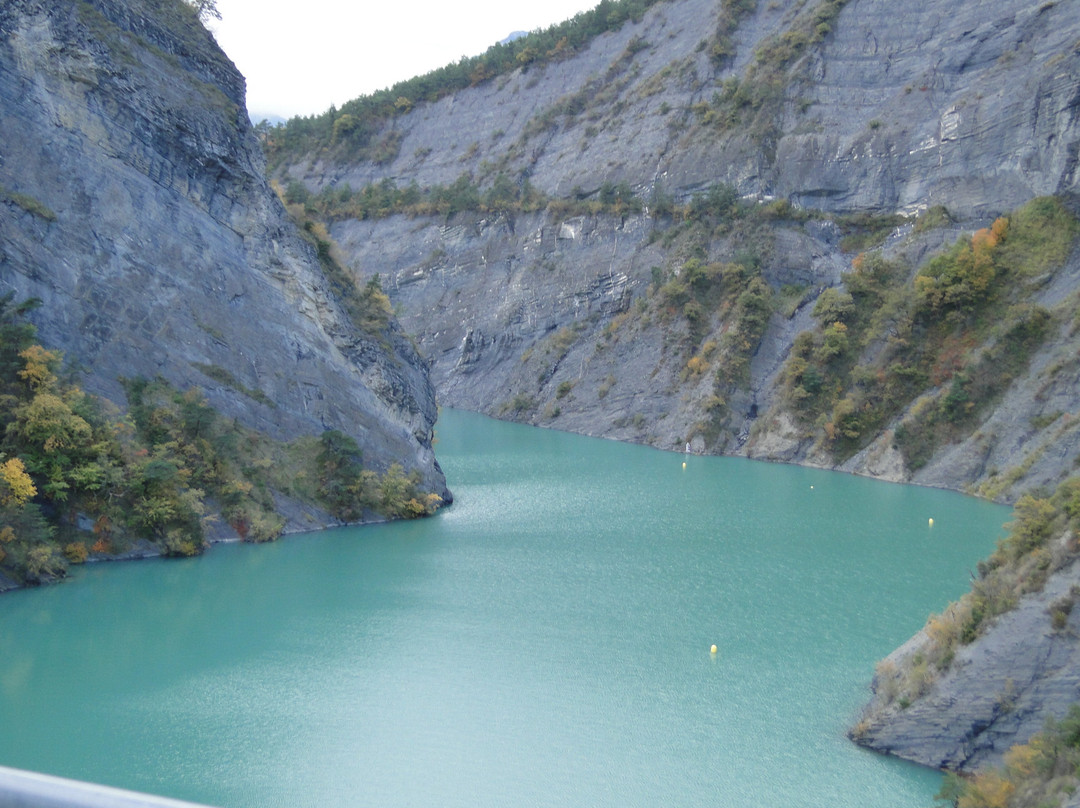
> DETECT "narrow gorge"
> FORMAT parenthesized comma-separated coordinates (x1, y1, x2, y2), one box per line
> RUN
(276, 0, 1080, 504)
(2, 0, 1080, 799)
(271, 0, 1080, 790)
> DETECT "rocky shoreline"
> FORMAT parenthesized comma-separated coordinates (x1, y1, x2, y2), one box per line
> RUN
(852, 552, 1080, 772)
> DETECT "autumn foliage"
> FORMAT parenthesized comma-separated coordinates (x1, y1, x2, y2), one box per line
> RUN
(0, 294, 442, 587)
(938, 703, 1080, 807)
(778, 197, 1075, 465)
(915, 217, 1008, 312)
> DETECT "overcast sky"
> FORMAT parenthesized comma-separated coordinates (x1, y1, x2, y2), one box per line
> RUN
(210, 0, 602, 120)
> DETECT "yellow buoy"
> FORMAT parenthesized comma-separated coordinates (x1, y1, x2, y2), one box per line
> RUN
(682, 461, 686, 469)
(710, 644, 717, 654)
(929, 517, 934, 527)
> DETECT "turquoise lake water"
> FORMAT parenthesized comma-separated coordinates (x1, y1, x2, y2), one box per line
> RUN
(0, 409, 1010, 807)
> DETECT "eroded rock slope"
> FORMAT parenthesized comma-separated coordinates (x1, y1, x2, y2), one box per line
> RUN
(280, 0, 1080, 503)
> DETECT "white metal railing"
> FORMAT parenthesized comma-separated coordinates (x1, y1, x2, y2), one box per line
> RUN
(0, 765, 219, 808)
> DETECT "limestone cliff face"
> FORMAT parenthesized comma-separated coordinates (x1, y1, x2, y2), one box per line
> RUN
(281, 0, 1080, 504)
(330, 209, 848, 453)
(0, 0, 447, 506)
(293, 0, 1079, 219)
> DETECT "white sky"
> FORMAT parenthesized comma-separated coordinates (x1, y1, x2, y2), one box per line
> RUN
(210, 0, 603, 120)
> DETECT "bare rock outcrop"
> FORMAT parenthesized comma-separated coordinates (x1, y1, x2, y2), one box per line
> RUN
(0, 0, 448, 502)
(279, 0, 1080, 502)
(853, 556, 1080, 771)
(290, 0, 1080, 218)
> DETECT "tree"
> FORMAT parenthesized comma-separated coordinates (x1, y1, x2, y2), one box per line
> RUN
(331, 114, 358, 145)
(0, 295, 41, 395)
(17, 345, 60, 392)
(0, 457, 36, 507)
(186, 0, 221, 22)
(915, 220, 1006, 314)
(315, 430, 364, 520)
(356, 275, 393, 333)
(7, 392, 95, 500)
(812, 288, 855, 326)
(23, 545, 64, 583)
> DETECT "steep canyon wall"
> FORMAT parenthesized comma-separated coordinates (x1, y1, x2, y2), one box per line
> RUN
(0, 0, 448, 510)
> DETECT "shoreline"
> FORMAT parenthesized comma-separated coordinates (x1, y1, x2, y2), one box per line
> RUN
(0, 489, 398, 596)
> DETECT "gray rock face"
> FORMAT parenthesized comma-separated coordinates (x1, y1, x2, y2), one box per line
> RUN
(283, 0, 1080, 502)
(332, 209, 845, 451)
(0, 0, 447, 500)
(770, 0, 1080, 216)
(292, 0, 1080, 217)
(853, 554, 1080, 771)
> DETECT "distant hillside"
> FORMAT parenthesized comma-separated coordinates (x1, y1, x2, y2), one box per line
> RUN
(499, 31, 529, 46)
(251, 111, 286, 126)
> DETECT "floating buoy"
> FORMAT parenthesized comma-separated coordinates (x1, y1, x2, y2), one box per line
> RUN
(810, 485, 814, 490)
(929, 517, 934, 527)
(682, 462, 686, 469)
(710, 644, 717, 655)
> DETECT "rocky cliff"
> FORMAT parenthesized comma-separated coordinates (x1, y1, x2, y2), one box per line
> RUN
(853, 552, 1080, 773)
(847, 479, 1080, 786)
(272, 0, 1080, 782)
(278, 0, 1080, 502)
(288, 0, 1079, 217)
(0, 0, 448, 517)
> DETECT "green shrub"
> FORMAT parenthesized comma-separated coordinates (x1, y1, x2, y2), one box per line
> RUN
(912, 205, 951, 234)
(1000, 495, 1057, 561)
(938, 703, 1080, 808)
(777, 198, 1076, 466)
(0, 185, 56, 222)
(62, 542, 88, 564)
(812, 288, 855, 325)
(1049, 593, 1074, 630)
(836, 212, 908, 252)
(191, 363, 275, 407)
(995, 196, 1080, 279)
(503, 394, 536, 415)
(548, 327, 577, 361)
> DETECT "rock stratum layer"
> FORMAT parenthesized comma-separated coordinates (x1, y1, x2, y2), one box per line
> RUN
(0, 0, 448, 512)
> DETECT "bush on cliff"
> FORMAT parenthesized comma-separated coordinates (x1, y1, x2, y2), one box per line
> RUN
(775, 197, 1078, 465)
(0, 296, 442, 587)
(937, 703, 1080, 808)
(872, 476, 1080, 713)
